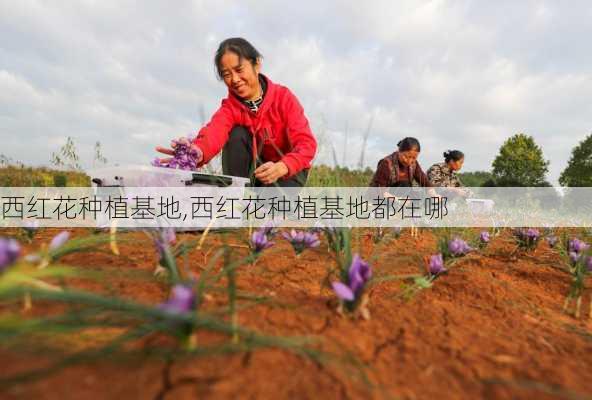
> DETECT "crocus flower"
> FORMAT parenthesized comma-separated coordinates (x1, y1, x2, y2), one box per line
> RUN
(259, 221, 277, 238)
(569, 251, 580, 264)
(586, 256, 592, 272)
(302, 231, 321, 248)
(514, 228, 541, 250)
(154, 228, 177, 259)
(569, 238, 589, 254)
(0, 238, 20, 272)
(49, 231, 70, 251)
(332, 254, 372, 302)
(349, 254, 372, 294)
(282, 229, 320, 255)
(525, 228, 540, 241)
(155, 136, 203, 171)
(250, 229, 273, 253)
(546, 235, 558, 248)
(448, 238, 472, 256)
(479, 231, 490, 244)
(428, 254, 446, 276)
(332, 282, 355, 301)
(159, 284, 195, 314)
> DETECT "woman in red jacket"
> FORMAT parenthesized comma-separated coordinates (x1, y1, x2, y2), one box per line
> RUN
(156, 37, 317, 187)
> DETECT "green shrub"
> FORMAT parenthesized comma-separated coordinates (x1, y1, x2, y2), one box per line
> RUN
(53, 174, 68, 187)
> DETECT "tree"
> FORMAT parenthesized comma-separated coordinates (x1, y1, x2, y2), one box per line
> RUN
(491, 133, 550, 186)
(559, 133, 592, 187)
(457, 171, 494, 187)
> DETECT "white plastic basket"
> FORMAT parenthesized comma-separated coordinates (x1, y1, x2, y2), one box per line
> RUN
(86, 165, 250, 230)
(87, 165, 250, 188)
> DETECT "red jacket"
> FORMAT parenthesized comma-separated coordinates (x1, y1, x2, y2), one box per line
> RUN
(193, 75, 317, 178)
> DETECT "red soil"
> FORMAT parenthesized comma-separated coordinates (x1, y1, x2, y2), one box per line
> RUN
(1, 228, 591, 400)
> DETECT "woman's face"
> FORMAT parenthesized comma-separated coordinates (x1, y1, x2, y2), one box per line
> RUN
(448, 158, 464, 172)
(219, 51, 261, 101)
(398, 149, 419, 167)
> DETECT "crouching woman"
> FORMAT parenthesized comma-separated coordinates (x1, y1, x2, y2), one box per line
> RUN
(156, 37, 317, 187)
(369, 137, 433, 188)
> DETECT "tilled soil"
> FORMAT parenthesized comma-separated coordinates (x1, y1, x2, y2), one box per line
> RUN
(1, 228, 591, 400)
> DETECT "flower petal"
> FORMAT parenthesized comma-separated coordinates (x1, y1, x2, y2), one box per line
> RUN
(332, 282, 355, 301)
(49, 231, 70, 251)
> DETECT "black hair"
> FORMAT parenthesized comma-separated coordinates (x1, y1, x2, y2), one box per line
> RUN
(397, 137, 421, 152)
(443, 150, 464, 163)
(215, 38, 262, 80)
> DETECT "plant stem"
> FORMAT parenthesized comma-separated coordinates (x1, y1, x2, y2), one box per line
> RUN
(224, 247, 238, 343)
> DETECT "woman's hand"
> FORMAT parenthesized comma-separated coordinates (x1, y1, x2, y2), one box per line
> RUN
(154, 137, 203, 166)
(254, 161, 289, 185)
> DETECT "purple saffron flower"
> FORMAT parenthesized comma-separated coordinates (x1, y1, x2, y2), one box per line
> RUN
(448, 238, 462, 255)
(448, 237, 472, 256)
(332, 282, 355, 301)
(304, 232, 321, 247)
(159, 284, 195, 314)
(569, 251, 581, 264)
(332, 254, 372, 302)
(348, 254, 372, 294)
(428, 254, 446, 276)
(514, 228, 541, 250)
(282, 229, 302, 242)
(259, 221, 277, 238)
(525, 228, 540, 241)
(479, 231, 490, 243)
(152, 135, 203, 170)
(0, 238, 20, 272)
(586, 256, 592, 272)
(168, 138, 203, 170)
(546, 235, 558, 248)
(251, 230, 273, 253)
(49, 231, 70, 251)
(162, 228, 176, 244)
(282, 229, 320, 254)
(154, 228, 176, 259)
(569, 238, 589, 254)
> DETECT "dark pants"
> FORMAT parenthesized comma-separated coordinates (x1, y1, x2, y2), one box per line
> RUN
(221, 126, 308, 187)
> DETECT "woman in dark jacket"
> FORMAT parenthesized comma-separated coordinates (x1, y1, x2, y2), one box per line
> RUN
(370, 137, 436, 238)
(370, 137, 432, 188)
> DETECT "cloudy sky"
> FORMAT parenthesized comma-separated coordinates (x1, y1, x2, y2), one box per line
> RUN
(1, 1, 591, 183)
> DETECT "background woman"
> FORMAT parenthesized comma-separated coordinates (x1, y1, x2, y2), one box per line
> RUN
(369, 137, 432, 188)
(370, 137, 434, 238)
(427, 150, 470, 196)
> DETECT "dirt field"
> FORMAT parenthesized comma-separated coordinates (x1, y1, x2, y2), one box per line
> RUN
(1, 228, 591, 400)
